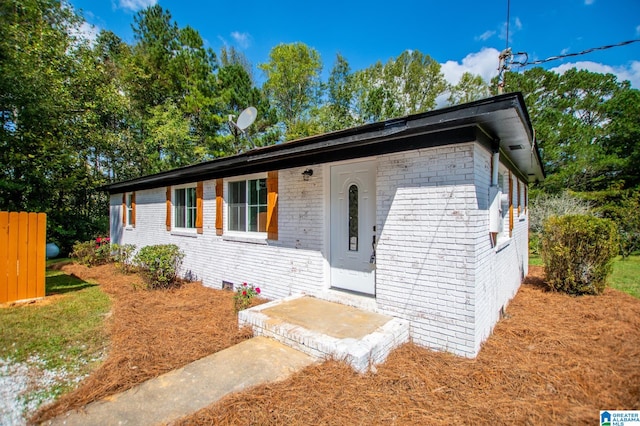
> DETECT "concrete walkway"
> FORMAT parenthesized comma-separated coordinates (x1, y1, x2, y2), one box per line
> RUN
(48, 295, 409, 425)
(48, 337, 316, 426)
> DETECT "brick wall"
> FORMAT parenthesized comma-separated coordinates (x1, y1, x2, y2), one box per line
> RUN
(110, 166, 327, 300)
(110, 140, 529, 358)
(472, 144, 528, 354)
(375, 143, 478, 356)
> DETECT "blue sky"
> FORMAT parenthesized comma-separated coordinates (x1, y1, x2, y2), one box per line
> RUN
(69, 0, 640, 88)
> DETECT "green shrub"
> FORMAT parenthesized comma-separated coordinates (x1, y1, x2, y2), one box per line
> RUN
(541, 214, 619, 295)
(70, 237, 112, 266)
(528, 191, 592, 256)
(111, 243, 136, 273)
(133, 244, 184, 289)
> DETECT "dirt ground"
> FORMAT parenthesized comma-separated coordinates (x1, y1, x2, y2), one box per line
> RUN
(34, 265, 640, 425)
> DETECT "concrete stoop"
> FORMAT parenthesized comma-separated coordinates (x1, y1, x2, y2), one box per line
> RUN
(238, 294, 410, 373)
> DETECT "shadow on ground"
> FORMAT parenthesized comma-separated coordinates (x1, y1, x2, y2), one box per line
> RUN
(46, 272, 97, 296)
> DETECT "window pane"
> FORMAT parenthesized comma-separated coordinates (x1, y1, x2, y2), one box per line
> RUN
(175, 188, 186, 228)
(187, 206, 196, 228)
(229, 181, 246, 204)
(126, 193, 133, 225)
(249, 179, 258, 205)
(229, 206, 238, 231)
(248, 205, 268, 232)
(348, 185, 358, 251)
(258, 205, 267, 232)
(230, 205, 245, 231)
(186, 187, 197, 228)
(187, 187, 196, 207)
(228, 181, 246, 231)
(249, 179, 266, 205)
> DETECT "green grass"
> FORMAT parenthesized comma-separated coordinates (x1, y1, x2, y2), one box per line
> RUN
(529, 254, 544, 266)
(529, 253, 640, 299)
(609, 255, 640, 298)
(0, 264, 111, 404)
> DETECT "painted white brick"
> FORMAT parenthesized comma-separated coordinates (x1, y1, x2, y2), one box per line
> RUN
(110, 140, 529, 359)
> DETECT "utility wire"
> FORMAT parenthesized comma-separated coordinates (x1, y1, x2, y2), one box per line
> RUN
(505, 0, 511, 50)
(497, 0, 511, 93)
(510, 39, 640, 67)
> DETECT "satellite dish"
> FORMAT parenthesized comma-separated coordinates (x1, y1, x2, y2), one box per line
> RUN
(236, 106, 257, 131)
(228, 106, 258, 151)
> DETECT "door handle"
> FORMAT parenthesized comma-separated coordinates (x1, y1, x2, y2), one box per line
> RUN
(370, 235, 376, 264)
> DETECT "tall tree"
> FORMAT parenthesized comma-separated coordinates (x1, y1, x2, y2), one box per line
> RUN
(219, 46, 254, 83)
(217, 63, 279, 153)
(259, 42, 322, 139)
(319, 53, 355, 132)
(351, 50, 447, 123)
(602, 84, 640, 188)
(447, 72, 490, 105)
(0, 0, 116, 250)
(127, 5, 225, 173)
(499, 67, 639, 192)
(128, 4, 178, 108)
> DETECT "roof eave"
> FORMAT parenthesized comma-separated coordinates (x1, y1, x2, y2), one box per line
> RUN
(101, 92, 545, 193)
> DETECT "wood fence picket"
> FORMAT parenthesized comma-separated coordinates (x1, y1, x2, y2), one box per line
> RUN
(0, 211, 46, 303)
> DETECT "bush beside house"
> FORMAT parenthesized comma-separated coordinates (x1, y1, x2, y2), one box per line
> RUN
(541, 214, 618, 295)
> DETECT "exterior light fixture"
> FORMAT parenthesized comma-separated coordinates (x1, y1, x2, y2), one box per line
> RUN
(302, 169, 313, 181)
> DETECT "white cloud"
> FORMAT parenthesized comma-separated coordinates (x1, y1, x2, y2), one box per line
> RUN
(584, 0, 595, 4)
(560, 47, 570, 55)
(515, 17, 522, 30)
(499, 16, 523, 40)
(636, 24, 640, 35)
(475, 30, 496, 41)
(436, 48, 500, 107)
(440, 47, 501, 86)
(550, 60, 640, 88)
(69, 21, 99, 46)
(231, 31, 252, 49)
(79, 22, 99, 44)
(118, 0, 157, 12)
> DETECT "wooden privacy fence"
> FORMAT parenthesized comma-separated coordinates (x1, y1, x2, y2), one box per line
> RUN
(0, 211, 46, 304)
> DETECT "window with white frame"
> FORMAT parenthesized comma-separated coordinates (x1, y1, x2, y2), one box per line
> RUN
(174, 186, 197, 229)
(228, 177, 267, 233)
(125, 192, 134, 226)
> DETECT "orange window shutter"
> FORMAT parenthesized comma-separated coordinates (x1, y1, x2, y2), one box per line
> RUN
(215, 179, 223, 236)
(508, 173, 514, 236)
(131, 192, 136, 228)
(166, 186, 171, 231)
(267, 171, 279, 240)
(196, 181, 204, 234)
(122, 193, 126, 225)
(517, 179, 521, 215)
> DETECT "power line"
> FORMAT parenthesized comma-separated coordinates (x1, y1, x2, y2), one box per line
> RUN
(505, 0, 511, 51)
(510, 39, 640, 67)
(497, 0, 511, 94)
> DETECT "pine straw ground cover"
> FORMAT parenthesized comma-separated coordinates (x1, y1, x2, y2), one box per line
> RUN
(175, 266, 640, 425)
(31, 263, 254, 424)
(34, 265, 639, 425)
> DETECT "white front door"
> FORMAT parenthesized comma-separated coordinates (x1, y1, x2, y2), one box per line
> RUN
(330, 161, 376, 295)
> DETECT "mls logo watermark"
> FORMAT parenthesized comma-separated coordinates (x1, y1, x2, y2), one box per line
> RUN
(601, 411, 640, 426)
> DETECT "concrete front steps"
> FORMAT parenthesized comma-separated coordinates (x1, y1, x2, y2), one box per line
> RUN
(238, 294, 410, 373)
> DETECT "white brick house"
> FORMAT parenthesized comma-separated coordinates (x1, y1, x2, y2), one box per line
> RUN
(104, 93, 544, 357)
